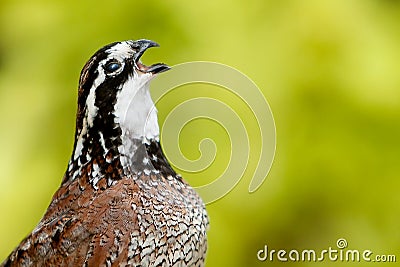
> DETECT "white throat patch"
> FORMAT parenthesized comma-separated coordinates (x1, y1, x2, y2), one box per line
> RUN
(114, 72, 159, 140)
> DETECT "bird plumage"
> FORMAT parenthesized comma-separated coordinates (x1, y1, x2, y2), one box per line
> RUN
(1, 40, 208, 267)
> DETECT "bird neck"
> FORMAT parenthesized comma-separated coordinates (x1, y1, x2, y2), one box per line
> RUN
(64, 128, 172, 189)
(63, 84, 175, 189)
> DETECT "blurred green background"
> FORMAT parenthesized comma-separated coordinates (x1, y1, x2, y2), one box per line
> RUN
(0, 0, 399, 266)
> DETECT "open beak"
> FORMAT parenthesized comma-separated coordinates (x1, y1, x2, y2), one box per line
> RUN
(132, 39, 170, 74)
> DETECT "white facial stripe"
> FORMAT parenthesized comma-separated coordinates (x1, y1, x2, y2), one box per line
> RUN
(106, 42, 134, 58)
(86, 87, 98, 127)
(73, 58, 107, 161)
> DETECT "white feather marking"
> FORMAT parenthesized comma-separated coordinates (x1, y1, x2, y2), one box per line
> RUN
(99, 131, 107, 153)
(72, 169, 80, 180)
(92, 163, 100, 177)
(68, 161, 73, 171)
(86, 87, 98, 128)
(74, 137, 84, 160)
(92, 176, 99, 185)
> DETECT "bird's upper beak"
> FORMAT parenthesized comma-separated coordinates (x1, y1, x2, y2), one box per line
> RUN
(132, 39, 170, 74)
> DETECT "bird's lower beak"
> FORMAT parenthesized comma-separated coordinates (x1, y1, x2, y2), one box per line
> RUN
(132, 39, 170, 74)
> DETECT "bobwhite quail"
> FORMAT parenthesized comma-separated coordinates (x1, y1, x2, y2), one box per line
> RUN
(1, 39, 209, 267)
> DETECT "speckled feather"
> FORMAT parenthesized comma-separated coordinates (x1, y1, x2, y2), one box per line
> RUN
(1, 40, 208, 267)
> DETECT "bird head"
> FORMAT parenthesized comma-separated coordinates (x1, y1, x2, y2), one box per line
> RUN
(72, 40, 169, 163)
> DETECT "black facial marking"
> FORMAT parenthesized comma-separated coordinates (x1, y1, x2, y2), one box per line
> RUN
(93, 58, 133, 138)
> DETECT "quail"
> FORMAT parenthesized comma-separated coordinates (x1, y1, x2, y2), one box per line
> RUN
(1, 39, 209, 267)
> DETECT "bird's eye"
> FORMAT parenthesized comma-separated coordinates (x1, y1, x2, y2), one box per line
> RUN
(105, 61, 122, 73)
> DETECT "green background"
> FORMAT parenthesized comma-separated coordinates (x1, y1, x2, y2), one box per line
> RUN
(0, 0, 399, 266)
